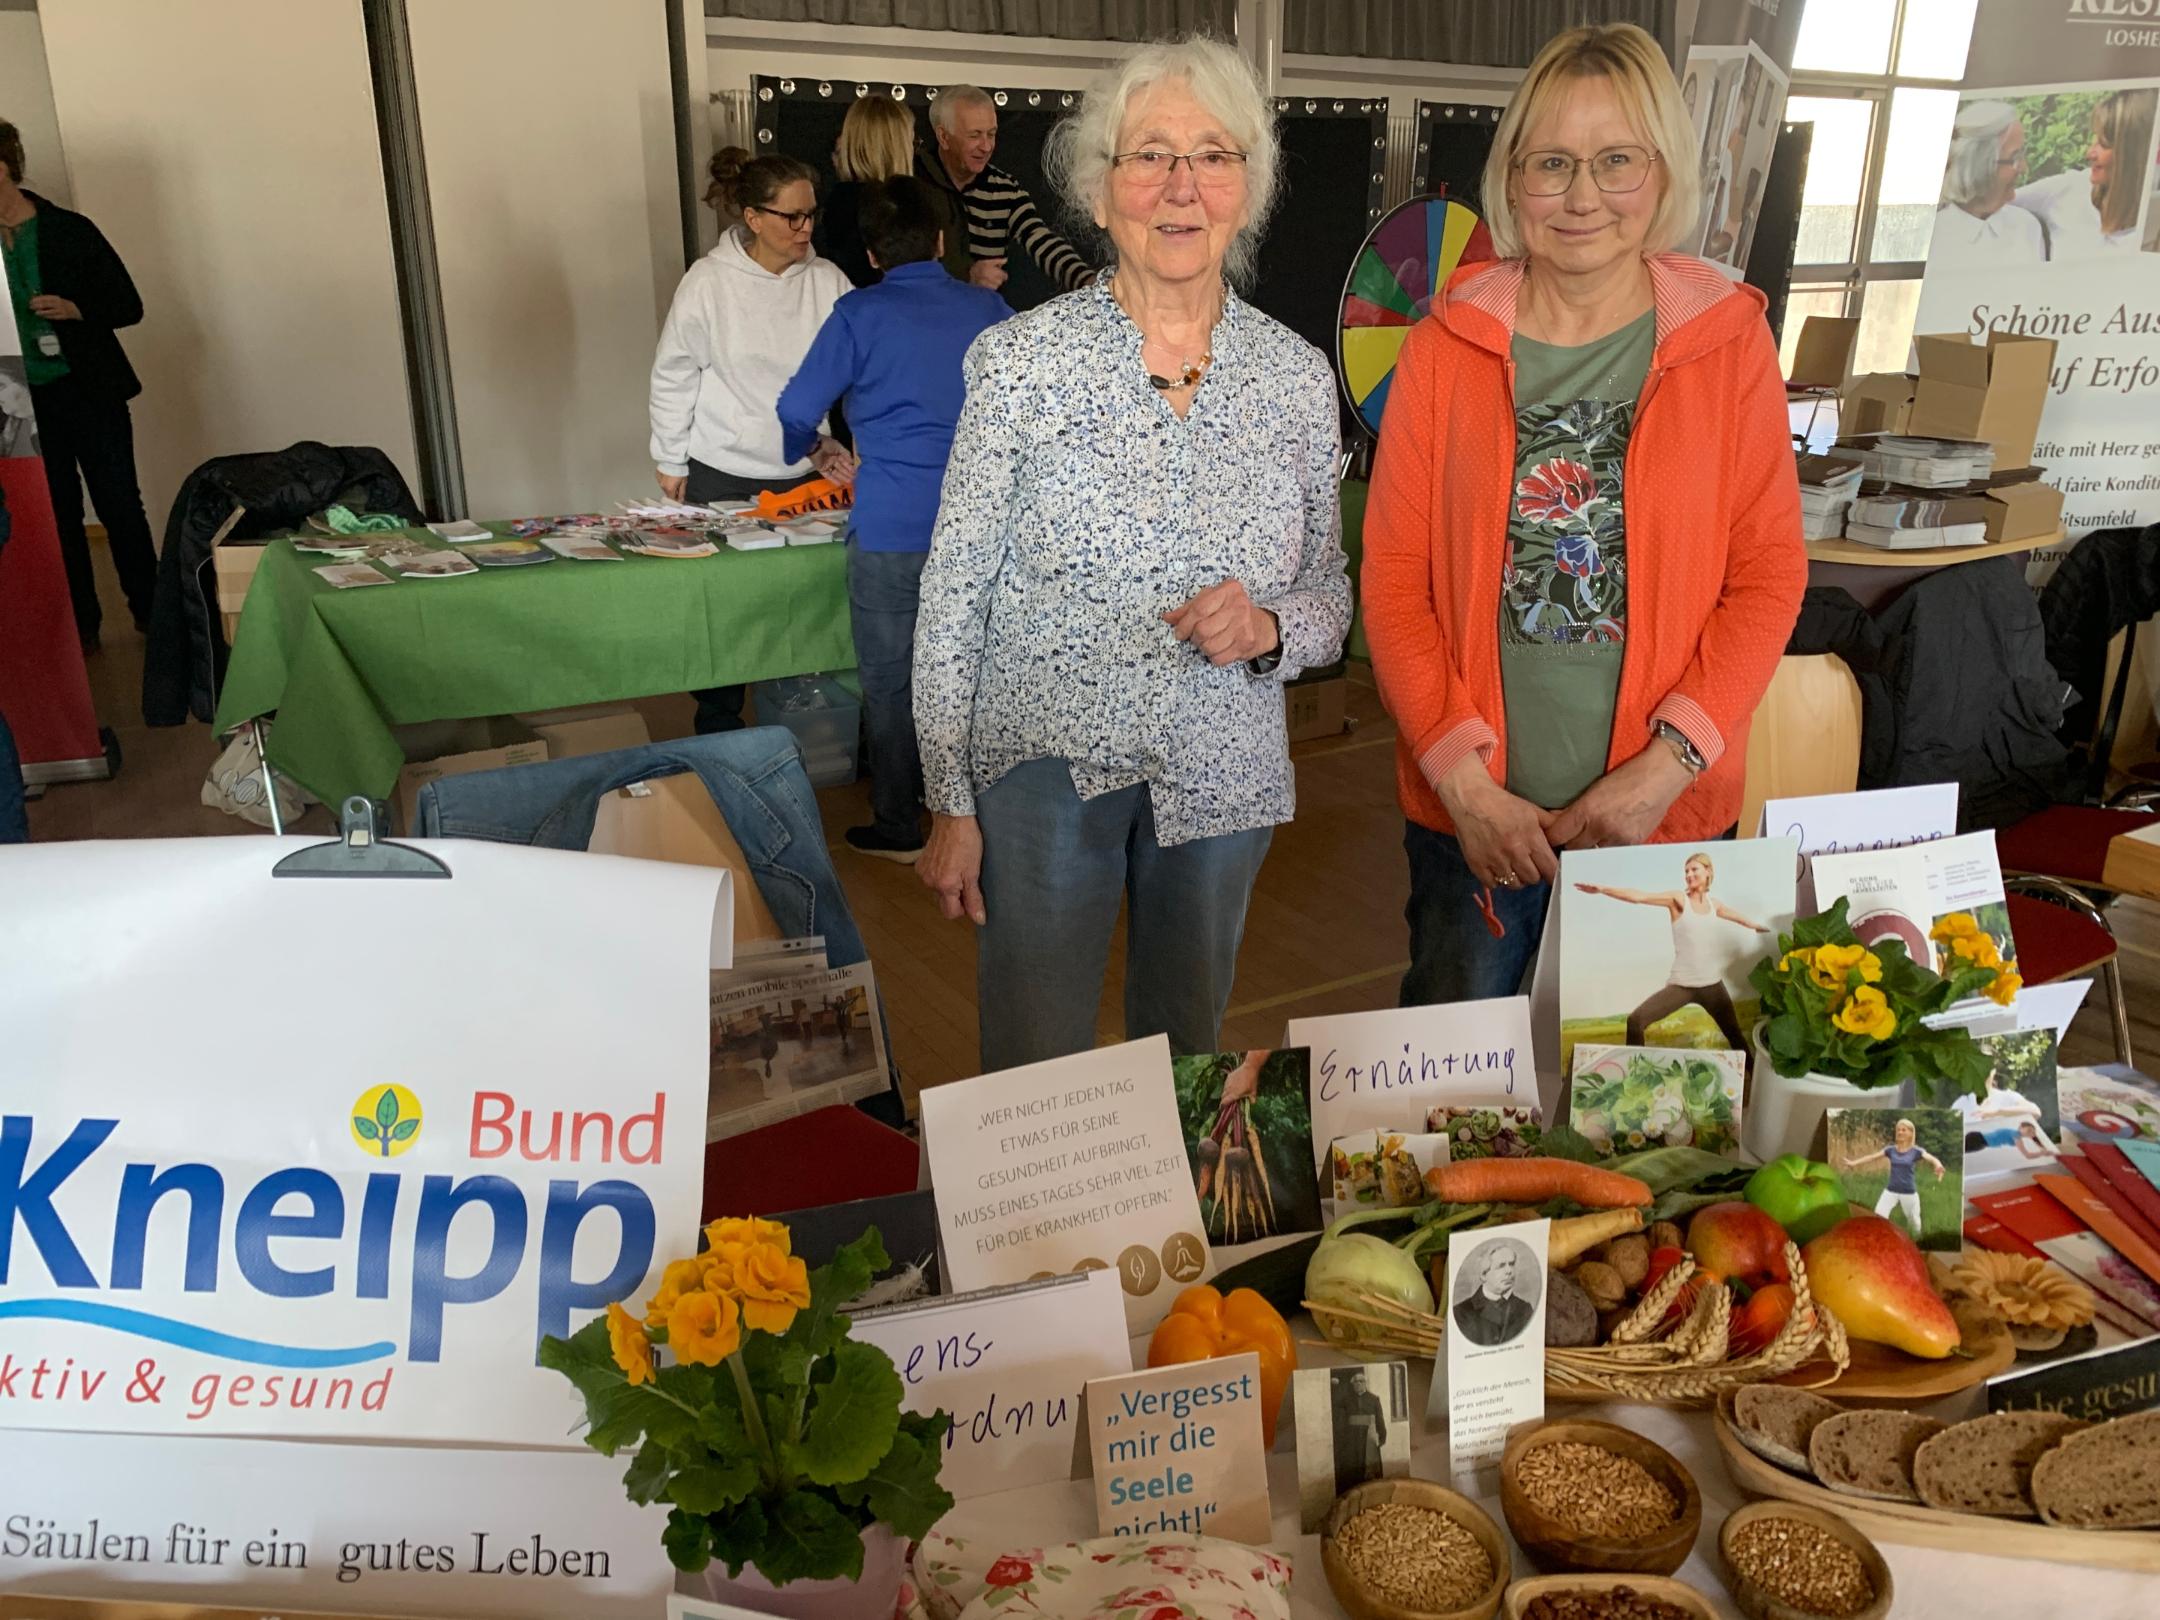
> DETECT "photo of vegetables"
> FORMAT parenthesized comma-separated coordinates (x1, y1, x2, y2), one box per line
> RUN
(1175, 1049, 1323, 1244)
(1569, 1046, 1745, 1158)
(1424, 1103, 1544, 1160)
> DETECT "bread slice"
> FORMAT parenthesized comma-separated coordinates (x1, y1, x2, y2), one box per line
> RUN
(1733, 1386, 1842, 1475)
(2031, 1410, 2160, 1529)
(1808, 1410, 1944, 1503)
(1913, 1410, 2088, 1517)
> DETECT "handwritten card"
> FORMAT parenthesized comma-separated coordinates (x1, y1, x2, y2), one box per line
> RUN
(1760, 784, 1959, 904)
(849, 1268, 1131, 1498)
(1085, 1354, 1271, 1543)
(1444, 1218, 1549, 1479)
(918, 1035, 1210, 1331)
(1286, 1000, 1533, 1179)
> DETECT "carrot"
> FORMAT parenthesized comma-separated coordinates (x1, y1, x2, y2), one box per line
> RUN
(1421, 1157, 1653, 1209)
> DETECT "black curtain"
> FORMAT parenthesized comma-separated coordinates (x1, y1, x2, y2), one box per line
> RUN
(1284, 0, 1679, 67)
(707, 0, 1236, 38)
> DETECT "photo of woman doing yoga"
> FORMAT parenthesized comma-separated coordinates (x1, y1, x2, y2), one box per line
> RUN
(1575, 853, 1770, 1049)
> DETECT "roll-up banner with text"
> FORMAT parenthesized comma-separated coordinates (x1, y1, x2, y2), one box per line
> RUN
(1681, 0, 1808, 276)
(1915, 0, 2160, 573)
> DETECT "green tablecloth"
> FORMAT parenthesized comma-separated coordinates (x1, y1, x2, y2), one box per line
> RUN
(213, 526, 855, 807)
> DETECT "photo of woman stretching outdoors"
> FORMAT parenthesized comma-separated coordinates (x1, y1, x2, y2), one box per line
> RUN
(1574, 852, 1770, 1050)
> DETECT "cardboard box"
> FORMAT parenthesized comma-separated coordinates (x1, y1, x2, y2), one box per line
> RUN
(516, 701, 652, 760)
(395, 739, 547, 832)
(1286, 675, 1348, 743)
(1907, 331, 2056, 471)
(1984, 478, 2065, 542)
(1841, 372, 1916, 437)
(589, 772, 783, 946)
(1788, 316, 1859, 389)
(213, 536, 266, 626)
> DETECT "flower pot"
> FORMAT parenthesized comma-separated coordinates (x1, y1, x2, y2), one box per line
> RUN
(699, 1523, 904, 1620)
(1744, 1023, 1914, 1163)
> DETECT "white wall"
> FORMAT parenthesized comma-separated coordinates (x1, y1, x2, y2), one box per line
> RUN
(0, 6, 70, 205)
(410, 0, 683, 516)
(35, 0, 415, 526)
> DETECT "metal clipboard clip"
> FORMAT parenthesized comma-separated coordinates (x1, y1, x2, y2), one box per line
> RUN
(271, 796, 452, 879)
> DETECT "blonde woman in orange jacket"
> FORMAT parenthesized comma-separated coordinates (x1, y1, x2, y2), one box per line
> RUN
(1363, 24, 1805, 1009)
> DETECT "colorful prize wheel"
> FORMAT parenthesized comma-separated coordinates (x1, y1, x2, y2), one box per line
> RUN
(1338, 195, 1494, 437)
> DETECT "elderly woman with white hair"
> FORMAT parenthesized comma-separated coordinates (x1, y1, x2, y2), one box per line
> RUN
(1933, 100, 2046, 266)
(912, 34, 1350, 1072)
(1364, 23, 1804, 1010)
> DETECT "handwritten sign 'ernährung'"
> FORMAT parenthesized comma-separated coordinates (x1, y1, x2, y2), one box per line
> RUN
(1288, 1000, 1534, 1177)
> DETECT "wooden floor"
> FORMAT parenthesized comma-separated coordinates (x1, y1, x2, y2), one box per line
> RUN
(29, 542, 2160, 1106)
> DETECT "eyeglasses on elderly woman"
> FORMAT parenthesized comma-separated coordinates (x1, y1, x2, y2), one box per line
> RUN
(1110, 147, 1250, 189)
(1514, 144, 1661, 196)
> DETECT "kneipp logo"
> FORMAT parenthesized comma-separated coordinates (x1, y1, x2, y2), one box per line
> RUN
(351, 1085, 423, 1158)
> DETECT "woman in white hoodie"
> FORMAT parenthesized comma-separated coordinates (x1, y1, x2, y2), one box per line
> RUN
(650, 147, 854, 732)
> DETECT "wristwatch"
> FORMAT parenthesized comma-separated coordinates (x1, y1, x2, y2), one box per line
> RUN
(1653, 720, 1706, 776)
(1247, 612, 1283, 676)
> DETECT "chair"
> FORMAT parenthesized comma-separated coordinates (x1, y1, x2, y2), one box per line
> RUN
(701, 1105, 919, 1224)
(2003, 883, 2132, 1065)
(1738, 653, 1864, 835)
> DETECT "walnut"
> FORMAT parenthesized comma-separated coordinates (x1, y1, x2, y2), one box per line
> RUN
(1573, 1259, 1627, 1311)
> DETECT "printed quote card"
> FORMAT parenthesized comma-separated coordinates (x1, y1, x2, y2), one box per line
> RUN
(1085, 1355, 1271, 1544)
(1444, 1217, 1549, 1479)
(918, 1035, 1210, 1331)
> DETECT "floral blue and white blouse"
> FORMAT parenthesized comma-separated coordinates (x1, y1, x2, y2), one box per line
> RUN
(912, 279, 1350, 846)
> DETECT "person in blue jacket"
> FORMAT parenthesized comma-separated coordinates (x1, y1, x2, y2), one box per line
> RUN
(778, 176, 1007, 864)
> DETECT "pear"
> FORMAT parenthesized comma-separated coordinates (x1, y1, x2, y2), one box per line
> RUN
(1802, 1214, 1961, 1359)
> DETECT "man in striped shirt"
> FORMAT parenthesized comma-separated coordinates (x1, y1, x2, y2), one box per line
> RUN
(915, 84, 1094, 300)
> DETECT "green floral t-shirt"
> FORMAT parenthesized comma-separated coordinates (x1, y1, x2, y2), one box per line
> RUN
(1500, 310, 1654, 810)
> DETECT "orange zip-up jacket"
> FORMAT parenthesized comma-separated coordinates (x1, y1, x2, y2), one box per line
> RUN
(1362, 252, 1806, 844)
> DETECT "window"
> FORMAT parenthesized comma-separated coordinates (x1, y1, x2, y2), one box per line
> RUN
(1777, 0, 1978, 377)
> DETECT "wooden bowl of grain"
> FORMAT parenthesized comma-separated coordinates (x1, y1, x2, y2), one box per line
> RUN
(1716, 1501, 1891, 1620)
(1322, 1478, 1512, 1620)
(1498, 1419, 1701, 1576)
(1501, 1572, 1723, 1620)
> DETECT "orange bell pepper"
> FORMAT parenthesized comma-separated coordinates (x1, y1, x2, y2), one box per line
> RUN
(1145, 1284, 1297, 1445)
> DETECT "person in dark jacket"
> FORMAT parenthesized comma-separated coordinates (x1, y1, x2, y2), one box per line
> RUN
(0, 118, 157, 653)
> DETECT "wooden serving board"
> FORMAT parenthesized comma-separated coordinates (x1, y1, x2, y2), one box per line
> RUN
(1711, 1404, 2160, 1572)
(1773, 1292, 2014, 1402)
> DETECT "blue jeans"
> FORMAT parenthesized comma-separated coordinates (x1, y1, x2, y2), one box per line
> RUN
(0, 707, 26, 845)
(975, 759, 1272, 1072)
(412, 730, 866, 970)
(847, 540, 927, 842)
(1401, 820, 1550, 1007)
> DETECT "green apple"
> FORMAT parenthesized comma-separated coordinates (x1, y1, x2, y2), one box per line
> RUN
(1745, 1155, 1849, 1243)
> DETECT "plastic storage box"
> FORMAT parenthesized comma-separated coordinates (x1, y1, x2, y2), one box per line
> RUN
(753, 675, 860, 789)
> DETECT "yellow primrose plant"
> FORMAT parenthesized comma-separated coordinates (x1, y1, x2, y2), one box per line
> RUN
(540, 1220, 952, 1584)
(1750, 896, 2010, 1103)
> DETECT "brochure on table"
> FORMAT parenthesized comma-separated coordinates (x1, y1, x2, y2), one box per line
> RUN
(917, 1036, 1210, 1332)
(1443, 1218, 1550, 1479)
(0, 836, 724, 1616)
(1085, 1354, 1271, 1543)
(1758, 784, 1960, 904)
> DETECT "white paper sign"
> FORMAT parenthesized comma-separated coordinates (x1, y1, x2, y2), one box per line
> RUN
(0, 837, 716, 1447)
(1444, 1219, 1549, 1478)
(0, 1429, 670, 1617)
(1760, 784, 1960, 907)
(917, 1037, 1209, 1331)
(1286, 1001, 1534, 1179)
(848, 1268, 1131, 1498)
(1086, 1353, 1271, 1543)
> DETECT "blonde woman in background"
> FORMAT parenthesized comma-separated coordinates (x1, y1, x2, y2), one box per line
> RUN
(2015, 87, 2155, 257)
(818, 96, 962, 288)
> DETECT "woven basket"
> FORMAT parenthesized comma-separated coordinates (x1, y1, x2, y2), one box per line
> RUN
(1305, 1240, 1849, 1405)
